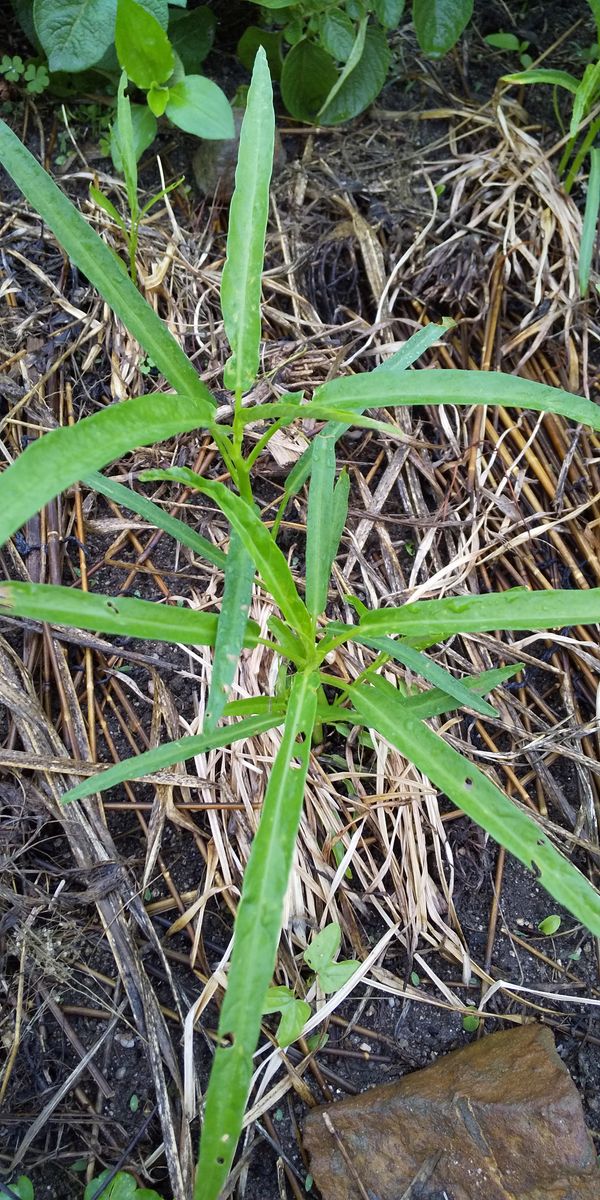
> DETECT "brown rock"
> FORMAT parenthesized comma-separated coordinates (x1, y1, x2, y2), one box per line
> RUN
(303, 1023, 599, 1200)
(191, 108, 286, 200)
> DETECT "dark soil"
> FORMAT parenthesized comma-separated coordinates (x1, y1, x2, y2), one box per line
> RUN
(1, 1, 599, 1198)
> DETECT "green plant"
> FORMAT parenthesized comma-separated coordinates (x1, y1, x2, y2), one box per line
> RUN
(1, 46, 600, 1200)
(263, 922, 359, 1046)
(90, 72, 183, 282)
(0, 1178, 34, 1200)
(0, 53, 49, 92)
(84, 1170, 164, 1200)
(538, 914, 562, 936)
(484, 30, 532, 69)
(10, 0, 233, 164)
(240, 0, 474, 123)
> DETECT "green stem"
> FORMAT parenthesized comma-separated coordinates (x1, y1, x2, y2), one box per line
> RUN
(564, 116, 600, 192)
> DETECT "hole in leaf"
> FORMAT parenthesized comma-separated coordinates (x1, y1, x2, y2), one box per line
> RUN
(216, 1156, 225, 1166)
(464, 777, 473, 788)
(219, 1031, 235, 1048)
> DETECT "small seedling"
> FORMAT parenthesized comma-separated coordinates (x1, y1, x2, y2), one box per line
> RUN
(485, 31, 532, 68)
(0, 1178, 34, 1200)
(538, 914, 562, 936)
(462, 1006, 480, 1033)
(303, 922, 359, 992)
(84, 1170, 164, 1200)
(263, 985, 311, 1047)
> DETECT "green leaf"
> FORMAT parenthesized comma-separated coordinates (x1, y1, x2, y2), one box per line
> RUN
(349, 684, 600, 935)
(109, 102, 157, 170)
(318, 959, 359, 992)
(579, 146, 600, 298)
(570, 60, 600, 135)
(373, 0, 405, 27)
(462, 1012, 479, 1032)
(280, 39, 338, 122)
(502, 67, 581, 93)
(0, 1179, 34, 1200)
(237, 27, 283, 82)
(354, 634, 497, 718)
(34, 0, 115, 72)
(313, 366, 600, 432)
(305, 431, 338, 617)
(165, 76, 234, 138)
(362, 664, 521, 724)
(143, 469, 313, 642)
(319, 24, 390, 125)
(320, 11, 355, 61)
(485, 32, 521, 50)
(205, 531, 255, 730)
(0, 580, 260, 651)
(263, 986, 311, 1047)
(84, 1171, 137, 1200)
(538, 914, 562, 935)
(0, 119, 215, 406)
(85, 471, 226, 568)
(89, 184, 126, 230)
(196, 670, 319, 1200)
(283, 322, 451, 501)
(588, 0, 600, 41)
(168, 6, 216, 72)
(116, 0, 173, 88)
(304, 922, 341, 971)
(0, 394, 215, 550)
(343, 587, 600, 644)
(412, 0, 473, 57)
(147, 84, 169, 117)
(62, 710, 280, 803)
(221, 47, 275, 394)
(330, 469, 350, 567)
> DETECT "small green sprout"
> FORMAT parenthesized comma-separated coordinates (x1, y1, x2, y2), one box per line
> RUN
(538, 914, 562, 936)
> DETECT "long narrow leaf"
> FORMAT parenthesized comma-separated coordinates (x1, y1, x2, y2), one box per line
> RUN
(305, 432, 337, 617)
(579, 146, 600, 298)
(350, 684, 600, 935)
(0, 394, 214, 548)
(142, 467, 313, 641)
(86, 471, 226, 569)
(356, 634, 497, 718)
(0, 581, 260, 648)
(373, 664, 522, 722)
(0, 119, 214, 407)
(221, 48, 274, 393)
(329, 587, 600, 644)
(205, 531, 255, 730)
(195, 670, 319, 1200)
(62, 711, 283, 803)
(283, 321, 451, 499)
(313, 367, 600, 431)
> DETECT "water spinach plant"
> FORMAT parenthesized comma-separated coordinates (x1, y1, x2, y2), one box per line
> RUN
(1, 48, 600, 1200)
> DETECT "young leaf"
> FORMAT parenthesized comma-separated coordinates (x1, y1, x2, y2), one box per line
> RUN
(205, 531, 255, 731)
(313, 367, 600, 432)
(109, 104, 157, 171)
(354, 633, 497, 718)
(345, 587, 600, 644)
(141, 468, 313, 642)
(502, 68, 581, 93)
(304, 923, 341, 972)
(0, 581, 259, 649)
(263, 986, 311, 1047)
(349, 684, 600, 935)
(62, 710, 282, 804)
(0, 394, 215, 549)
(373, 0, 405, 27)
(165, 76, 234, 138)
(305, 432, 337, 618)
(412, 0, 474, 58)
(320, 11, 355, 61)
(86, 471, 226, 569)
(196, 670, 319, 1200)
(361, 664, 521, 724)
(318, 959, 359, 993)
(221, 47, 274, 394)
(115, 0, 174, 89)
(0, 119, 213, 406)
(329, 469, 350, 565)
(570, 60, 600, 136)
(538, 915, 561, 935)
(89, 184, 126, 230)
